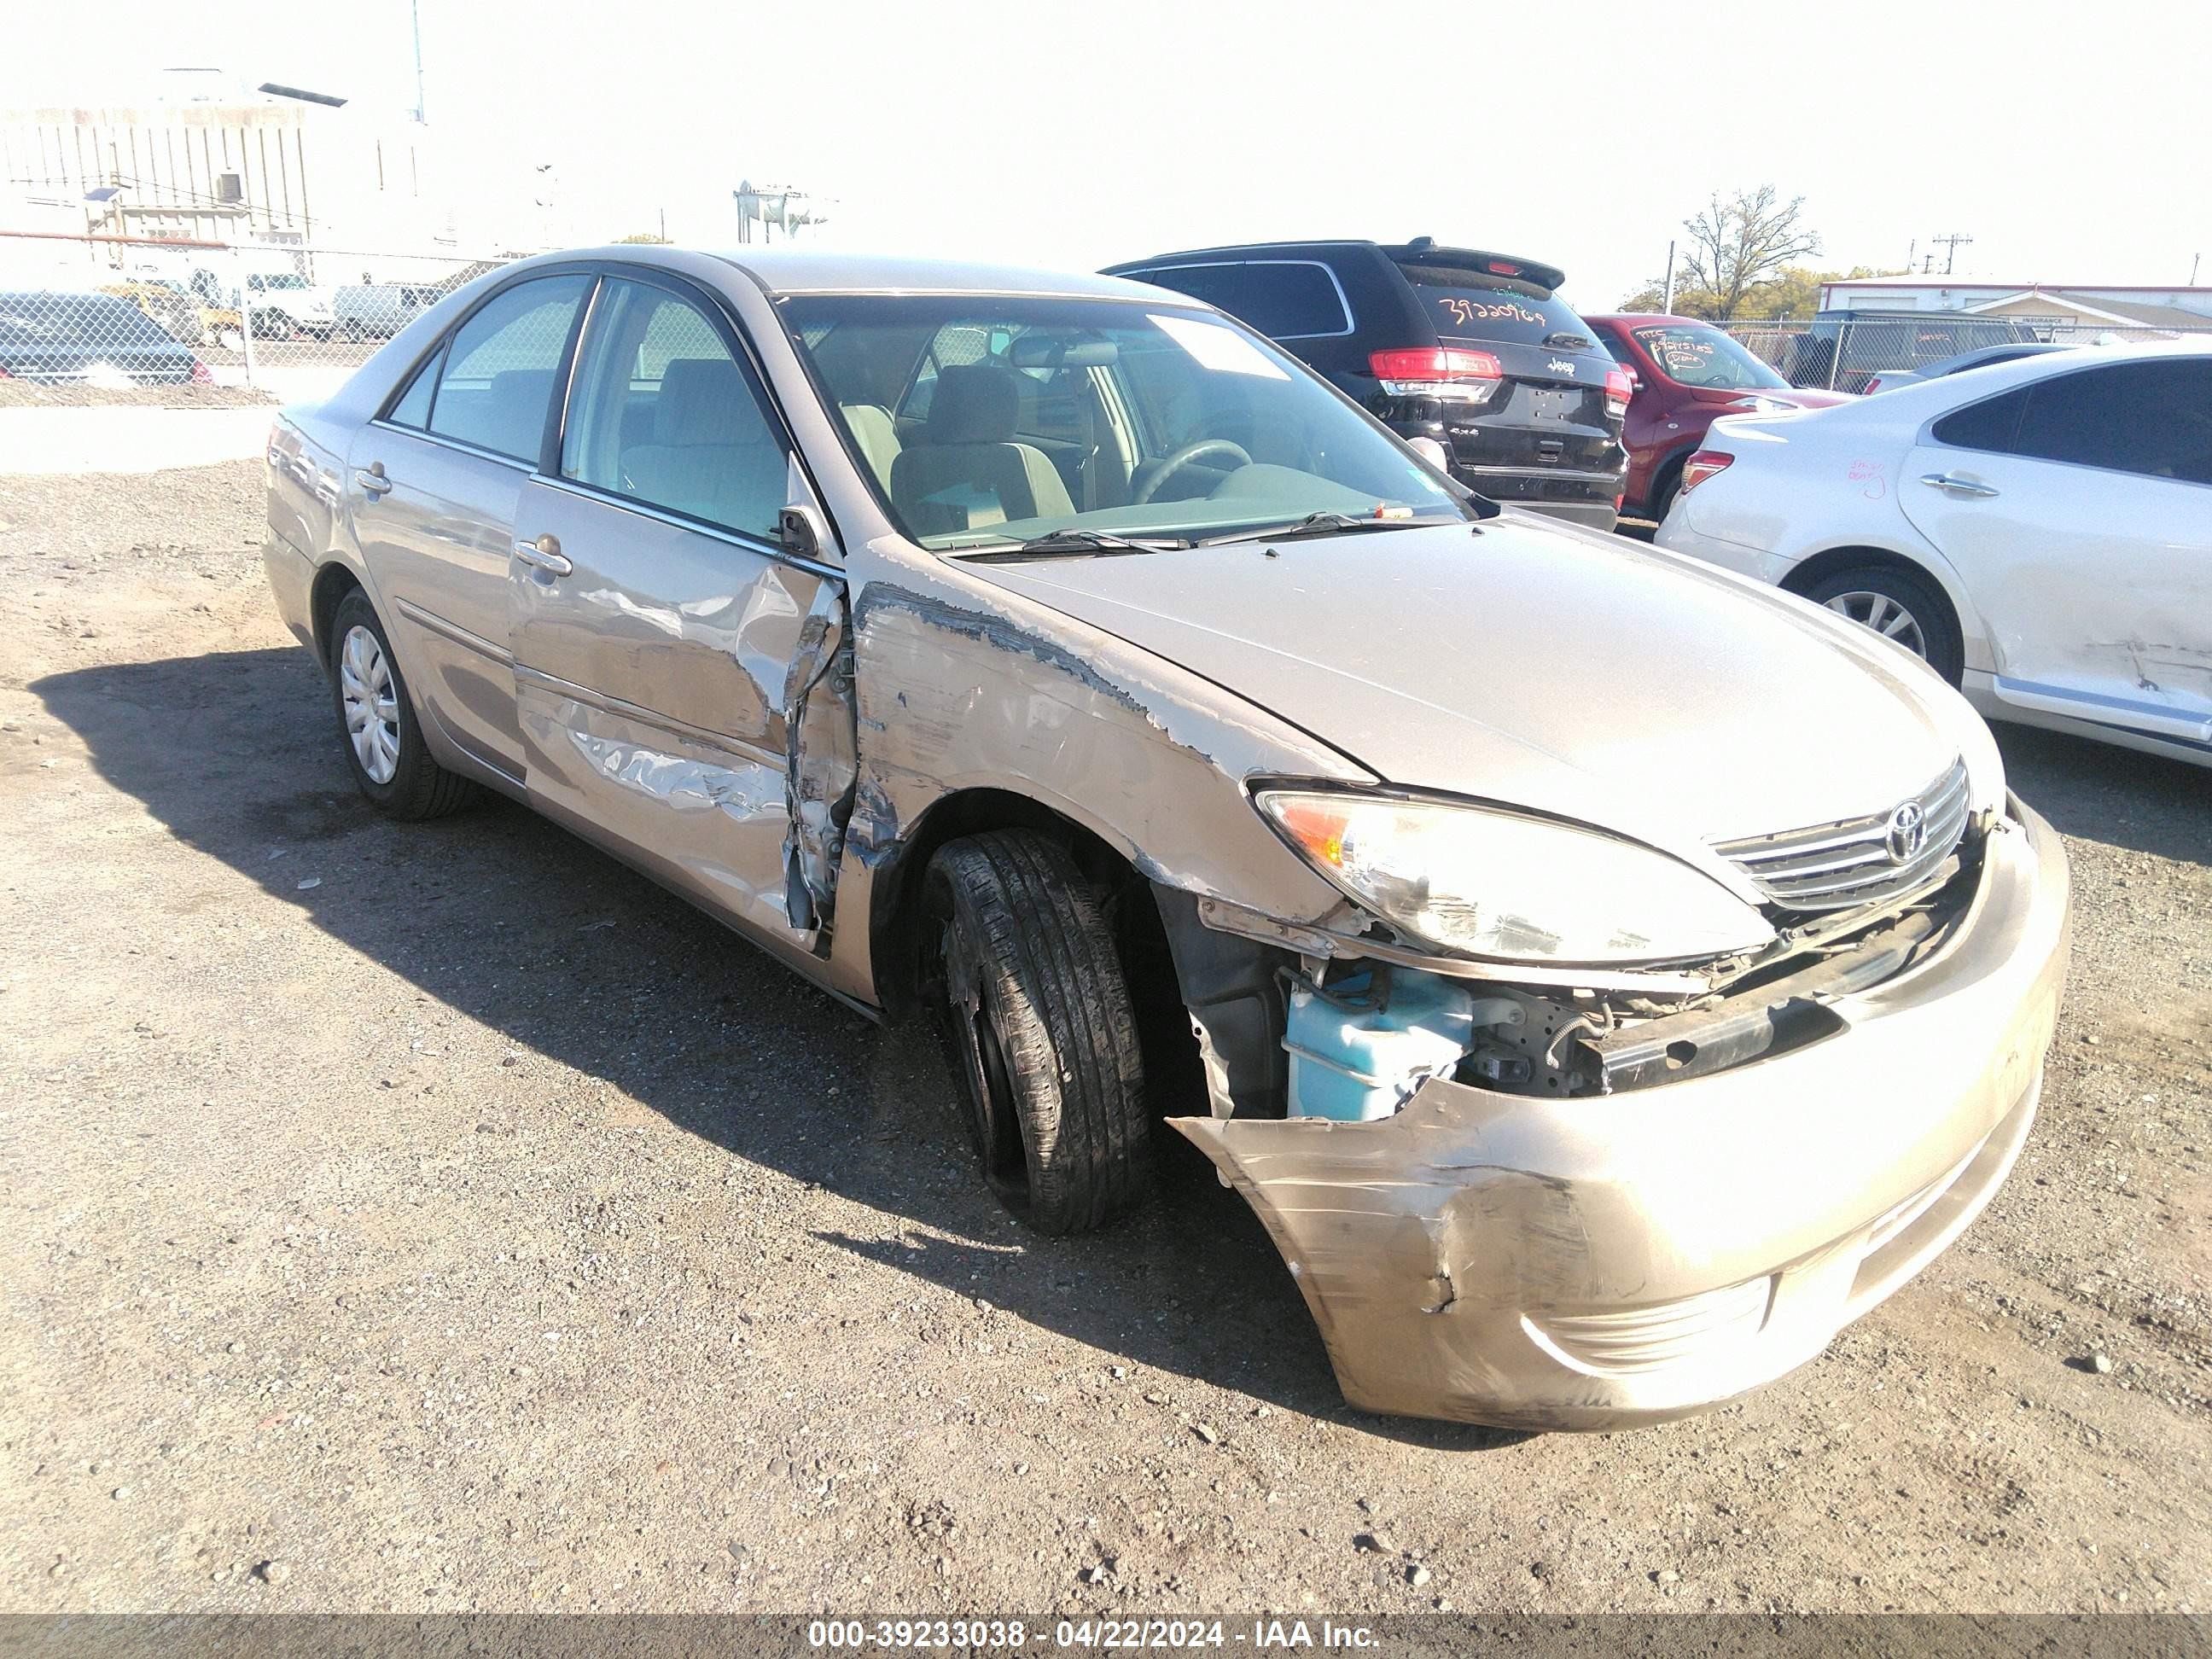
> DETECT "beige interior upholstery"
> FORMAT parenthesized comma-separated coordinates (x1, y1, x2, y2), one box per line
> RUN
(839, 402, 902, 491)
(620, 358, 786, 537)
(889, 364, 1074, 536)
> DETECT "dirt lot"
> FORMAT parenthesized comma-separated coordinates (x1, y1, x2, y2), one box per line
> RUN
(1, 460, 2207, 1617)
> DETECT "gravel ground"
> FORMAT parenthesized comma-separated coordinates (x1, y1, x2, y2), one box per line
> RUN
(0, 461, 2206, 1616)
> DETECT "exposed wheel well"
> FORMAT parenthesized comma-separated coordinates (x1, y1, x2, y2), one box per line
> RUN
(871, 789, 1205, 1115)
(1644, 448, 1689, 514)
(1780, 544, 1955, 615)
(308, 562, 363, 668)
(1779, 545, 1968, 684)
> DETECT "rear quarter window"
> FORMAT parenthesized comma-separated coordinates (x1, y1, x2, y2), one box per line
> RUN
(1931, 385, 2031, 453)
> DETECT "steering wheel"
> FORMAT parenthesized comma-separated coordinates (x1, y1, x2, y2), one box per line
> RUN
(1132, 439, 1253, 504)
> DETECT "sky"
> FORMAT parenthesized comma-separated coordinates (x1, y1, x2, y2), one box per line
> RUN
(9, 0, 2209, 309)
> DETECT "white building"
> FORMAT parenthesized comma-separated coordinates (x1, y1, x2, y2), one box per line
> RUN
(1817, 276, 2212, 335)
(2, 70, 547, 282)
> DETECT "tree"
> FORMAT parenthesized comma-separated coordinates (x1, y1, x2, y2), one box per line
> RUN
(614, 232, 672, 244)
(1618, 185, 1822, 319)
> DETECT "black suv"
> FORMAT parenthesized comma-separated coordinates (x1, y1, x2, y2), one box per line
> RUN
(1103, 238, 1628, 529)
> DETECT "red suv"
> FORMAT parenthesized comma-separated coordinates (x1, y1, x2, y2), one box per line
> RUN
(1586, 314, 1851, 522)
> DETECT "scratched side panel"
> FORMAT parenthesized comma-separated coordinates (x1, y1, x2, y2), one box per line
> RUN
(839, 553, 1369, 905)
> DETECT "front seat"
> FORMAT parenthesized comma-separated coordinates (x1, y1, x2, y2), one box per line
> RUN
(889, 363, 1074, 536)
(620, 358, 787, 538)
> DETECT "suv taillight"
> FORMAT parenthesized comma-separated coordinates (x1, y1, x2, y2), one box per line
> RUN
(1368, 346, 1503, 403)
(1604, 367, 1633, 420)
(1678, 450, 1734, 496)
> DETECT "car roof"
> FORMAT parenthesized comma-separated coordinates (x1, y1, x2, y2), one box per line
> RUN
(498, 245, 1185, 305)
(1103, 239, 1568, 293)
(709, 248, 1171, 302)
(1795, 335, 2212, 421)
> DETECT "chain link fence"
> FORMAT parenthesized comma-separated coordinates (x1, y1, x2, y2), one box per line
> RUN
(0, 230, 516, 399)
(1712, 311, 2212, 395)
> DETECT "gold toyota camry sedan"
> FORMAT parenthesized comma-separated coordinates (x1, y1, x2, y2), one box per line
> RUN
(262, 247, 2069, 1429)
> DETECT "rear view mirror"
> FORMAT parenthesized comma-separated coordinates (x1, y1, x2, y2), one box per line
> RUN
(1011, 336, 1119, 370)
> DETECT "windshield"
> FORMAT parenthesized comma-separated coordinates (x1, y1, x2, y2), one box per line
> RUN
(781, 295, 1469, 550)
(250, 273, 308, 291)
(1630, 324, 1790, 391)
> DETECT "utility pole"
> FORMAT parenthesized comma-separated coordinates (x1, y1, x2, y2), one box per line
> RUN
(411, 0, 428, 124)
(1931, 231, 1973, 275)
(1662, 239, 1676, 313)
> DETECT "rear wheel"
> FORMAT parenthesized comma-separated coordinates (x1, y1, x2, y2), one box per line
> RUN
(924, 830, 1151, 1235)
(1646, 457, 1686, 524)
(1804, 564, 1964, 685)
(328, 589, 478, 819)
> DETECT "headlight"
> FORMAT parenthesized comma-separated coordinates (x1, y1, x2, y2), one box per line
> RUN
(1254, 789, 1776, 965)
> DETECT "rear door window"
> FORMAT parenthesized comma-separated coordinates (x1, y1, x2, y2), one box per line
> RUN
(2011, 361, 2212, 485)
(1125, 262, 1350, 338)
(423, 274, 592, 463)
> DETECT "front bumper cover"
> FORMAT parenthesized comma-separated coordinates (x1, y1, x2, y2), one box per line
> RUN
(1173, 796, 2069, 1431)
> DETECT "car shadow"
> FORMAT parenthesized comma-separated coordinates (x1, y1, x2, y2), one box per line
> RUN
(32, 646, 1526, 1452)
(1996, 722, 2210, 866)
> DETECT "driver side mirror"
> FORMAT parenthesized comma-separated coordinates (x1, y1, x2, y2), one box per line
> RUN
(1406, 435, 1452, 473)
(779, 504, 830, 563)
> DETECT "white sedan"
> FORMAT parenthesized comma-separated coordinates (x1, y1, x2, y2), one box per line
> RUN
(1656, 341, 2212, 767)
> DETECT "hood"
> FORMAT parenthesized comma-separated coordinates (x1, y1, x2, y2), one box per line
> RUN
(959, 512, 1995, 866)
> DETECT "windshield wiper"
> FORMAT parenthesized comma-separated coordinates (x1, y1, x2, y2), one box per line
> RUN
(957, 528, 1191, 562)
(1201, 510, 1457, 547)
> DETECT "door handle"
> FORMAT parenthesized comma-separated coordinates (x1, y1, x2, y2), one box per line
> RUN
(1919, 471, 2000, 498)
(515, 535, 572, 577)
(354, 463, 393, 497)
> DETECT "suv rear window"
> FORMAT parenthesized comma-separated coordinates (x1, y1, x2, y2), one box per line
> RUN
(1393, 265, 1592, 346)
(1123, 262, 1349, 339)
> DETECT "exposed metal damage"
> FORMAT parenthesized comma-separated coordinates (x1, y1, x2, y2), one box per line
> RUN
(781, 583, 859, 952)
(1163, 806, 2066, 1428)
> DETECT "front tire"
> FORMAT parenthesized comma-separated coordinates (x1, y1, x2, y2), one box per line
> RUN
(1804, 564, 1965, 686)
(328, 589, 477, 820)
(925, 831, 1152, 1235)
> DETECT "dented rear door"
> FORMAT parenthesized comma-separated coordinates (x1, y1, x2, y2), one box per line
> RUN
(1901, 357, 2212, 742)
(505, 271, 856, 954)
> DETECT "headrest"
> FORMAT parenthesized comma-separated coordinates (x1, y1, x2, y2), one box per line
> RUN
(927, 362, 1020, 445)
(655, 357, 754, 443)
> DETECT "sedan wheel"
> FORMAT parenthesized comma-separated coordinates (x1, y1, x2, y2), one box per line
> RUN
(923, 830, 1152, 1236)
(1803, 564, 1965, 686)
(326, 588, 479, 819)
(339, 624, 401, 783)
(1821, 589, 1928, 659)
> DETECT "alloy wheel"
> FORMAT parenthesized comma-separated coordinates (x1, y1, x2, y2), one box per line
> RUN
(1823, 590, 1929, 660)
